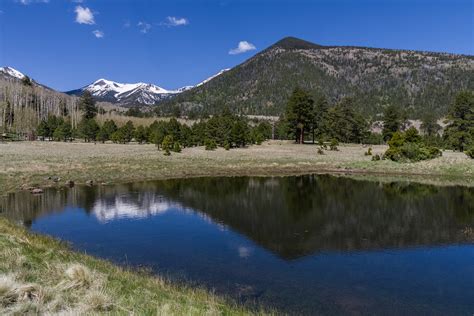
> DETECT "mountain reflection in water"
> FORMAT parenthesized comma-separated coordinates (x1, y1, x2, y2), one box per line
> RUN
(2, 175, 472, 258)
(1, 175, 473, 314)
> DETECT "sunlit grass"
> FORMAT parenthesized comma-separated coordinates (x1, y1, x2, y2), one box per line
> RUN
(0, 217, 264, 315)
(0, 141, 472, 195)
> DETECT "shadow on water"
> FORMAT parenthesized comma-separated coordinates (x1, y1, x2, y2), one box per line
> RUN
(1, 175, 473, 314)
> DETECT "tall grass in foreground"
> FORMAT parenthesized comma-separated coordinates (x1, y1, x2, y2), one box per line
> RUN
(0, 217, 264, 315)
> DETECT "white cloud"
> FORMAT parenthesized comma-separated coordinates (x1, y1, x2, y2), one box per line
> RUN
(75, 6, 95, 25)
(17, 0, 49, 4)
(229, 41, 256, 55)
(162, 16, 189, 27)
(238, 246, 252, 258)
(137, 21, 151, 34)
(92, 30, 104, 38)
(123, 20, 131, 28)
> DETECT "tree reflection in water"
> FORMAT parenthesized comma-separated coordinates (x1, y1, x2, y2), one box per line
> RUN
(2, 175, 472, 259)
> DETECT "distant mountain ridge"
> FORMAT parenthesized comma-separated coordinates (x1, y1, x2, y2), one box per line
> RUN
(4, 37, 473, 116)
(162, 37, 474, 117)
(65, 70, 229, 107)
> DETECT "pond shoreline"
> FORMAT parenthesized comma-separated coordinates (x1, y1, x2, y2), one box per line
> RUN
(0, 217, 262, 315)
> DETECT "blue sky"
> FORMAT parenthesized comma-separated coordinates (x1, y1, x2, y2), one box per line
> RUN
(0, 0, 472, 91)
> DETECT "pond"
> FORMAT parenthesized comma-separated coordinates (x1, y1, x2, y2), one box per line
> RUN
(1, 175, 473, 314)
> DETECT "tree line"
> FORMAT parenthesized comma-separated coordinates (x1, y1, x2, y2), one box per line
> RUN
(282, 88, 473, 159)
(36, 91, 272, 154)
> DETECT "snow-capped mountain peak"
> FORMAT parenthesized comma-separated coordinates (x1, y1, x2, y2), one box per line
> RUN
(0, 66, 26, 79)
(68, 78, 180, 106)
(66, 68, 231, 107)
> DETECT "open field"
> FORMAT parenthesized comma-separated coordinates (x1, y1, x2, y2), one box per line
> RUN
(0, 140, 473, 194)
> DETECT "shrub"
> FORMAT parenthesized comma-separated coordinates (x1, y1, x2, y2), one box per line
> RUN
(317, 148, 324, 155)
(224, 140, 231, 151)
(161, 135, 173, 154)
(465, 146, 474, 159)
(172, 142, 181, 153)
(363, 132, 383, 145)
(364, 147, 372, 156)
(255, 133, 264, 145)
(372, 154, 381, 161)
(204, 139, 217, 151)
(383, 128, 442, 162)
(329, 138, 339, 151)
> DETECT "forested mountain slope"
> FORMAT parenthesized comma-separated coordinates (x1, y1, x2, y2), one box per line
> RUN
(0, 67, 81, 135)
(162, 37, 474, 118)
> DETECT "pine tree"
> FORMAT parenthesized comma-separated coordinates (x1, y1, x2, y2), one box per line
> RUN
(134, 125, 147, 144)
(327, 98, 368, 143)
(312, 95, 330, 142)
(36, 120, 49, 141)
(285, 88, 314, 144)
(79, 91, 98, 120)
(443, 91, 474, 152)
(420, 112, 441, 136)
(162, 135, 173, 155)
(78, 118, 99, 142)
(382, 104, 401, 141)
(121, 121, 135, 143)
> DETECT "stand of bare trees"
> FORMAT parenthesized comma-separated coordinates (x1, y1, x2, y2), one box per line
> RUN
(0, 78, 80, 139)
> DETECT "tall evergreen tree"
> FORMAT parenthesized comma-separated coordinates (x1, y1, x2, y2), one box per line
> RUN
(79, 91, 98, 120)
(382, 104, 402, 141)
(443, 91, 474, 151)
(78, 118, 99, 142)
(285, 88, 314, 144)
(420, 112, 441, 136)
(327, 98, 368, 143)
(312, 95, 330, 142)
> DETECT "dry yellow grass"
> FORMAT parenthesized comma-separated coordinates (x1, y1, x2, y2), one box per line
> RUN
(0, 140, 472, 195)
(95, 113, 197, 127)
(0, 217, 260, 315)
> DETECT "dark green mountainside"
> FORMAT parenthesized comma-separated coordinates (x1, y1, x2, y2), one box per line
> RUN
(162, 37, 474, 118)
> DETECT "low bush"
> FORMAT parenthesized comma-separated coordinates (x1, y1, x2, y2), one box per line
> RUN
(204, 139, 217, 151)
(466, 146, 474, 159)
(172, 142, 181, 153)
(372, 154, 381, 161)
(383, 128, 442, 162)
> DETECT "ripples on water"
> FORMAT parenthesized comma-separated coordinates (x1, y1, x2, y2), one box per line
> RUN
(1, 175, 473, 314)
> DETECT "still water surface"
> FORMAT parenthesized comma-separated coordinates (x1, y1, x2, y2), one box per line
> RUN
(1, 175, 473, 314)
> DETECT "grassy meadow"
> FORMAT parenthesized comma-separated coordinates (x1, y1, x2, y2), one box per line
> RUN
(0, 140, 472, 195)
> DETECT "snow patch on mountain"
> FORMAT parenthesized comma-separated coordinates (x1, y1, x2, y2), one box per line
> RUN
(0, 66, 26, 79)
(196, 68, 230, 87)
(76, 78, 185, 105)
(75, 68, 230, 106)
